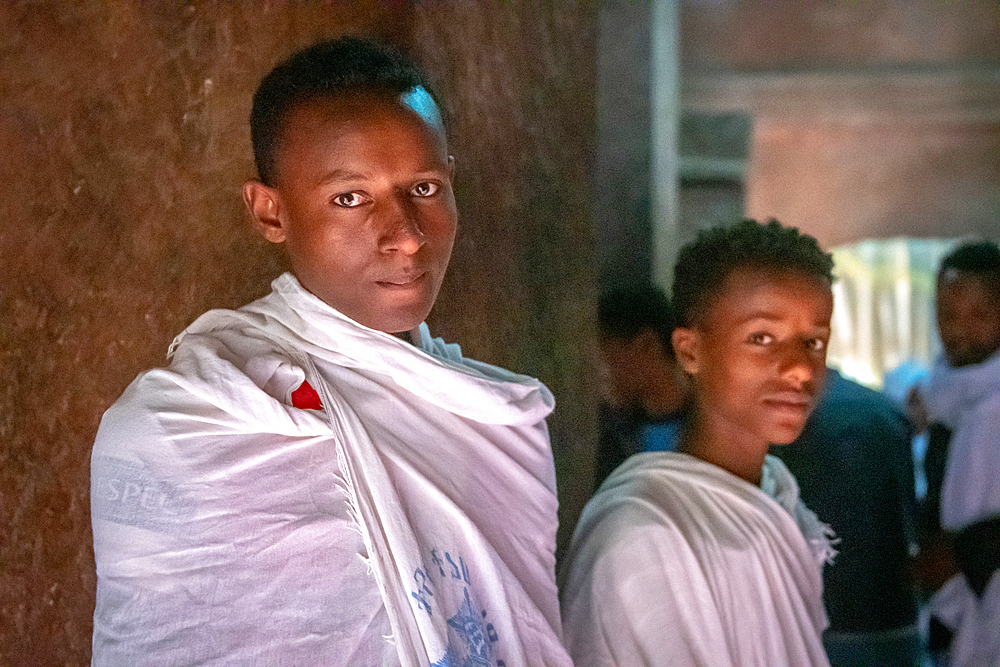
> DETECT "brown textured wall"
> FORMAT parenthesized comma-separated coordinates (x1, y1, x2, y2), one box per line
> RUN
(0, 4, 598, 663)
(682, 1, 1000, 70)
(747, 116, 1000, 248)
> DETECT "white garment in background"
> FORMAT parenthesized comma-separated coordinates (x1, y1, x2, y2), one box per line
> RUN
(924, 350, 1000, 667)
(91, 272, 571, 667)
(559, 452, 834, 667)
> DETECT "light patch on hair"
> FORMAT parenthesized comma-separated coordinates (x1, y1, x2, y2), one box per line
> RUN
(400, 86, 444, 132)
(940, 267, 961, 282)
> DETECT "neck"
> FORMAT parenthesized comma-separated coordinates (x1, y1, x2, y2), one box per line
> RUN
(678, 410, 769, 485)
(391, 327, 421, 345)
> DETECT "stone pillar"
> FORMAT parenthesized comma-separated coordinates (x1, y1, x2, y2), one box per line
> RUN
(593, 2, 654, 289)
(651, 0, 682, 289)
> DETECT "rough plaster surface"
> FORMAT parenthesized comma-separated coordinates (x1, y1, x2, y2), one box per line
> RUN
(682, 1, 1000, 71)
(0, 4, 598, 663)
(747, 116, 1000, 248)
(680, 0, 1000, 248)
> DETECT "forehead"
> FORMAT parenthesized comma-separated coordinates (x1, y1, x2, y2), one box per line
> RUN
(936, 269, 1000, 315)
(702, 266, 833, 327)
(274, 90, 447, 175)
(938, 270, 998, 303)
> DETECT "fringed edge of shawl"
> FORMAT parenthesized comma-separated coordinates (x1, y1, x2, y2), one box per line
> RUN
(795, 502, 840, 567)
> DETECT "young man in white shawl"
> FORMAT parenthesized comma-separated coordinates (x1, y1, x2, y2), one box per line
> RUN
(920, 241, 1000, 667)
(560, 219, 838, 667)
(90, 37, 572, 667)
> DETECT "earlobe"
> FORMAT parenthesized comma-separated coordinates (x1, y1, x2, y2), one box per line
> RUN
(242, 180, 286, 244)
(671, 327, 700, 375)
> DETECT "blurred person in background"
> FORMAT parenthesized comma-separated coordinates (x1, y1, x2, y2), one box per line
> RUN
(920, 240, 1000, 667)
(593, 285, 689, 490)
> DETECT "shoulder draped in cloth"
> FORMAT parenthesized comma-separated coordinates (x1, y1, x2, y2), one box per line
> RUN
(91, 272, 571, 667)
(922, 350, 1000, 667)
(559, 451, 834, 667)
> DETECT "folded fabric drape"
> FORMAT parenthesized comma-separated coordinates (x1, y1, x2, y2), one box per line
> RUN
(560, 452, 833, 667)
(92, 273, 571, 667)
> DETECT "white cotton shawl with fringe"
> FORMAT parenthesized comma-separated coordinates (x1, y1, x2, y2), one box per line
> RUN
(91, 272, 571, 667)
(559, 451, 834, 667)
(923, 351, 1000, 667)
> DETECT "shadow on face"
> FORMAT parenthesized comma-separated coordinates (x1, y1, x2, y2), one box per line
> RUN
(936, 269, 1000, 368)
(243, 90, 458, 334)
(672, 267, 833, 449)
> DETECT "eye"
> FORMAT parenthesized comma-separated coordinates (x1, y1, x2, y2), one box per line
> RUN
(332, 192, 368, 208)
(410, 181, 440, 198)
(749, 332, 773, 346)
(806, 337, 827, 352)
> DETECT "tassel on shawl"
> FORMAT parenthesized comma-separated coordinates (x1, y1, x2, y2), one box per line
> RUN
(794, 502, 840, 567)
(762, 455, 839, 567)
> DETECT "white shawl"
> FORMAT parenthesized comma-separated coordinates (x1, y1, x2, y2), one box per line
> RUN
(92, 273, 570, 667)
(923, 351, 1000, 667)
(559, 452, 832, 667)
(924, 350, 1000, 531)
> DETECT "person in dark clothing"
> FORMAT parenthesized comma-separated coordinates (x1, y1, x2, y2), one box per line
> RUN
(773, 367, 921, 666)
(919, 240, 1000, 666)
(594, 285, 689, 490)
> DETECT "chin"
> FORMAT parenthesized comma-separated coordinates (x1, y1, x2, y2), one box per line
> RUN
(363, 296, 435, 334)
(382, 309, 433, 335)
(375, 317, 422, 335)
(947, 352, 985, 368)
(769, 423, 807, 446)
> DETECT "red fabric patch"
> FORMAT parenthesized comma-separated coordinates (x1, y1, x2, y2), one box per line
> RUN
(291, 380, 323, 411)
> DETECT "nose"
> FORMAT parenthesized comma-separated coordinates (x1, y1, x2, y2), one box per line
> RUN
(378, 195, 425, 255)
(781, 340, 820, 388)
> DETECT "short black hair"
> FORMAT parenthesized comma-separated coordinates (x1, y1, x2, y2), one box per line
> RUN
(598, 285, 676, 355)
(250, 37, 437, 186)
(939, 240, 1000, 298)
(672, 218, 834, 327)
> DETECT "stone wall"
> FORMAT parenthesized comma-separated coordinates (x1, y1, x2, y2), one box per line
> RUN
(0, 4, 597, 663)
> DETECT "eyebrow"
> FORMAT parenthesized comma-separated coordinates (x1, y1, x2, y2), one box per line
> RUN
(316, 169, 369, 187)
(740, 311, 831, 329)
(315, 165, 449, 189)
(741, 310, 783, 323)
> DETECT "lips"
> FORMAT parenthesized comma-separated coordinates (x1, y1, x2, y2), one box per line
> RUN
(376, 270, 426, 288)
(762, 391, 812, 412)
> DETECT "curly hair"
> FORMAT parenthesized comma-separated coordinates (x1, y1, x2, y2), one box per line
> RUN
(939, 240, 1000, 298)
(672, 219, 834, 327)
(250, 37, 438, 186)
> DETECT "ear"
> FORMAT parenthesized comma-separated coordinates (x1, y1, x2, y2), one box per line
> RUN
(447, 155, 456, 180)
(242, 179, 286, 244)
(671, 326, 701, 376)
